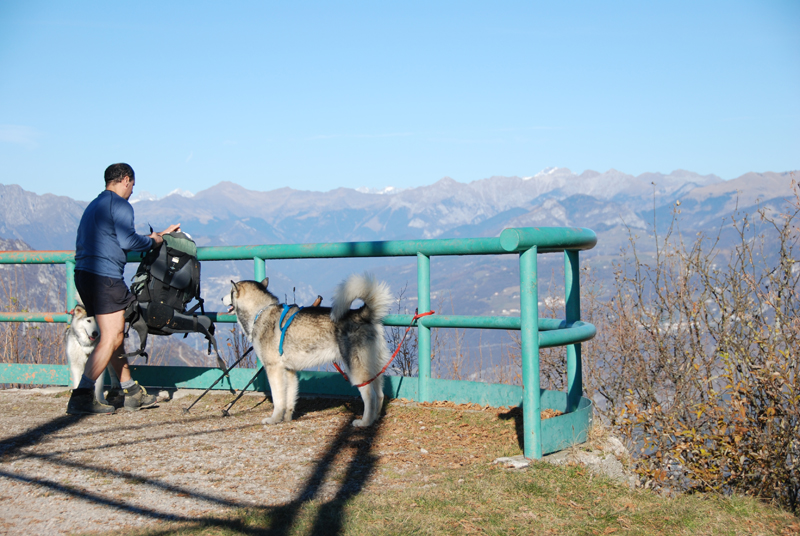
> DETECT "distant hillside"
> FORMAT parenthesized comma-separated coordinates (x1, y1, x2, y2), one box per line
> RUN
(0, 237, 65, 312)
(0, 185, 87, 250)
(0, 169, 796, 370)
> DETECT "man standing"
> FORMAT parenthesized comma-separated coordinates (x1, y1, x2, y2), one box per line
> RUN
(67, 163, 180, 415)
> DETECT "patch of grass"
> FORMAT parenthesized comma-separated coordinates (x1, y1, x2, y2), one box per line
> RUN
(512, 477, 548, 498)
(104, 462, 798, 536)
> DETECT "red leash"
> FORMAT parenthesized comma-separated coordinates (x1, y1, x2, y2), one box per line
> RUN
(333, 310, 435, 388)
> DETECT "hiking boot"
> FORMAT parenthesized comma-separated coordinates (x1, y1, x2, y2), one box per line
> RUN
(105, 388, 125, 409)
(123, 382, 158, 412)
(66, 388, 115, 415)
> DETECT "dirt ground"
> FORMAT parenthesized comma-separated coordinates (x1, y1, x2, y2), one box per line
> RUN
(0, 387, 524, 535)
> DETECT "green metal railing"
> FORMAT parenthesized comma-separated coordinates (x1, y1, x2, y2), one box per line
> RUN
(0, 227, 596, 459)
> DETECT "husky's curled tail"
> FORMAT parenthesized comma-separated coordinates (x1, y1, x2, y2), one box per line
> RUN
(331, 273, 393, 324)
(329, 274, 394, 426)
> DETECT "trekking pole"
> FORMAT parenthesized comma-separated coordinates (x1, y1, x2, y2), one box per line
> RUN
(221, 365, 264, 417)
(182, 346, 254, 414)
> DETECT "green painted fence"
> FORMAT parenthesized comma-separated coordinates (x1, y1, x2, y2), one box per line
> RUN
(0, 226, 597, 459)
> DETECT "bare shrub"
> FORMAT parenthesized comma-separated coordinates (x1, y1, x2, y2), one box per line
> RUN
(428, 293, 514, 383)
(0, 266, 64, 369)
(384, 286, 518, 382)
(498, 183, 799, 512)
(436, 294, 468, 380)
(221, 323, 258, 369)
(593, 184, 800, 512)
(485, 336, 519, 385)
(384, 283, 420, 377)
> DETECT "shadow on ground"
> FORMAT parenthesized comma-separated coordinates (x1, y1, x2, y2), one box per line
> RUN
(0, 396, 383, 536)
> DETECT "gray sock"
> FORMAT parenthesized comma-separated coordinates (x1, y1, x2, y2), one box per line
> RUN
(77, 375, 95, 390)
(121, 379, 135, 389)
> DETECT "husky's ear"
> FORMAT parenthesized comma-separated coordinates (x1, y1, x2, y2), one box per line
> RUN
(261, 277, 269, 289)
(72, 304, 86, 317)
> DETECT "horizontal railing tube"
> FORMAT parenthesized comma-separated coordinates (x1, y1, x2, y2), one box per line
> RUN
(0, 310, 596, 347)
(538, 321, 596, 348)
(0, 313, 71, 323)
(124, 227, 597, 264)
(188, 238, 507, 262)
(500, 227, 597, 253)
(0, 251, 75, 264)
(0, 227, 598, 266)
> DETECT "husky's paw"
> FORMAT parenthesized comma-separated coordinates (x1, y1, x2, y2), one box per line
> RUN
(262, 415, 283, 425)
(352, 418, 370, 428)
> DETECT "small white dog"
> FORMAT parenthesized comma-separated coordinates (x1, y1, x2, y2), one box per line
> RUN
(65, 305, 120, 405)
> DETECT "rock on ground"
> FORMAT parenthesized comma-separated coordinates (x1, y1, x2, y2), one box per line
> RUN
(494, 433, 638, 488)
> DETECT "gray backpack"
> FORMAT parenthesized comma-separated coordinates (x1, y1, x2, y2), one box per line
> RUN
(123, 231, 226, 370)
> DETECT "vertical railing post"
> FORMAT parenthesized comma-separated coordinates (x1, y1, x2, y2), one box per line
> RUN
(564, 250, 582, 413)
(65, 260, 76, 313)
(254, 256, 266, 282)
(417, 252, 431, 402)
(519, 246, 541, 459)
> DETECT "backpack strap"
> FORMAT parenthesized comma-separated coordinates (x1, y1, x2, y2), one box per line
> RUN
(121, 301, 150, 363)
(192, 314, 228, 372)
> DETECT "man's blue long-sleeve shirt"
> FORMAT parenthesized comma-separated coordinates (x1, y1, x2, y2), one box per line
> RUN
(75, 190, 154, 279)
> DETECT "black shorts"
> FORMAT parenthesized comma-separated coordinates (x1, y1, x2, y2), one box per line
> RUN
(74, 270, 135, 317)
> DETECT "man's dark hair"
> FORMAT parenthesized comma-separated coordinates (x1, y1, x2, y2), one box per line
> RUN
(104, 163, 135, 185)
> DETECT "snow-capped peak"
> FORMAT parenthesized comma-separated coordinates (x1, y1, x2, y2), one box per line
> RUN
(130, 189, 194, 203)
(536, 167, 559, 177)
(165, 188, 194, 199)
(522, 167, 560, 181)
(130, 191, 157, 203)
(355, 186, 403, 195)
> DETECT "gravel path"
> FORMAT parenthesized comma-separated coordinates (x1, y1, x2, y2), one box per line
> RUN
(0, 387, 517, 535)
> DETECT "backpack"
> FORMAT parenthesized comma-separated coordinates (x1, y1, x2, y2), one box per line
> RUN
(123, 231, 226, 371)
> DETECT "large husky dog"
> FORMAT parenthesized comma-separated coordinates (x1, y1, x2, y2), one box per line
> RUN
(223, 274, 392, 427)
(65, 305, 120, 405)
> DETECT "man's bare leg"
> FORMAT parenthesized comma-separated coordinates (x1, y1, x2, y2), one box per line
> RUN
(108, 342, 132, 384)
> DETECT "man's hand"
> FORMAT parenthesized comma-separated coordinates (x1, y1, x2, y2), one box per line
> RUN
(161, 223, 181, 235)
(149, 223, 181, 246)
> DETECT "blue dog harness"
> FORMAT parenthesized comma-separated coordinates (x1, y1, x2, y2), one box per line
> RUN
(253, 304, 304, 356)
(277, 304, 304, 355)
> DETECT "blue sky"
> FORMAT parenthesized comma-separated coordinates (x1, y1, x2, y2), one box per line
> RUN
(1, 1, 798, 202)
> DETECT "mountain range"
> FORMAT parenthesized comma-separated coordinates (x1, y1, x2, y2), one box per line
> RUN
(1, 168, 796, 371)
